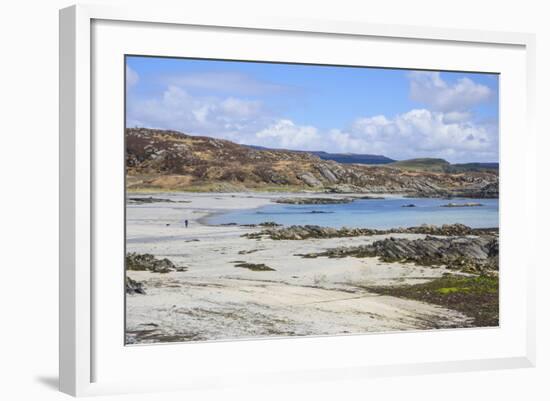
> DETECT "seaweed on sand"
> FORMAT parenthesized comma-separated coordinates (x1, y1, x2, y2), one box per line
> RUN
(364, 274, 498, 327)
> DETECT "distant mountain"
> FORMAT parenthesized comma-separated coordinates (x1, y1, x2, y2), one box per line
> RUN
(126, 128, 498, 198)
(389, 158, 499, 173)
(246, 145, 395, 165)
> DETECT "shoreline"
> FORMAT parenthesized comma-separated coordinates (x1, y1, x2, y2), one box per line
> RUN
(126, 186, 499, 200)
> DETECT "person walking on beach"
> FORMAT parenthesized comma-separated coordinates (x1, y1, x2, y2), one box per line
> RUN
(184, 219, 188, 228)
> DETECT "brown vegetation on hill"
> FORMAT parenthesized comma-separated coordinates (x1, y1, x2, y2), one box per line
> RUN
(126, 128, 498, 197)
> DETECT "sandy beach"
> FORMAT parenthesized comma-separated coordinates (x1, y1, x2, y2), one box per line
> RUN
(126, 192, 474, 344)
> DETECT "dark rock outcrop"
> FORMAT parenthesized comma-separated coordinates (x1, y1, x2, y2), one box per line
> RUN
(258, 221, 281, 227)
(127, 196, 190, 204)
(243, 223, 497, 241)
(126, 253, 187, 273)
(234, 262, 276, 271)
(126, 276, 146, 294)
(299, 235, 499, 273)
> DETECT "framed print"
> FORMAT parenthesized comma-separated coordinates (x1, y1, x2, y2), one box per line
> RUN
(59, 4, 536, 396)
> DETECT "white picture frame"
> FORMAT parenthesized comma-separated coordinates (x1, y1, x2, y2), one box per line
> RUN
(59, 4, 536, 397)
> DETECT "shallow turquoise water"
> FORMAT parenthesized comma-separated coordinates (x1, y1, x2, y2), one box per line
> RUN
(205, 197, 499, 229)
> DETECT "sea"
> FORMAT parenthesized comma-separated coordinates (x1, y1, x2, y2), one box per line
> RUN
(205, 197, 499, 229)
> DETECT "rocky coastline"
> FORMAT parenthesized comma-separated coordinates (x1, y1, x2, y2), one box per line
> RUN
(298, 235, 498, 274)
(243, 223, 497, 241)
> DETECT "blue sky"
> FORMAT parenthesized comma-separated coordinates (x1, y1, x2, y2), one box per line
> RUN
(126, 56, 499, 163)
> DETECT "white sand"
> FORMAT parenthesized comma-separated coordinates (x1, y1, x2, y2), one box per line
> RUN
(126, 192, 471, 344)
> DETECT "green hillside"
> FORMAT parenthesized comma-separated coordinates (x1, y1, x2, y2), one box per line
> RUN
(389, 158, 499, 173)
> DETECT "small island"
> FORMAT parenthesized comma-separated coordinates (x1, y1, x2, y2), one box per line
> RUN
(274, 197, 353, 205)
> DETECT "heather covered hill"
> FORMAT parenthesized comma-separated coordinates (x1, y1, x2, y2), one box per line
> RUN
(126, 128, 498, 197)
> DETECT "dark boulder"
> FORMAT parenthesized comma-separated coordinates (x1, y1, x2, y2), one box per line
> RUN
(126, 276, 146, 294)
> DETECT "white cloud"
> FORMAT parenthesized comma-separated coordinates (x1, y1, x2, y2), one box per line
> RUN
(248, 110, 497, 162)
(126, 85, 269, 141)
(126, 65, 139, 87)
(442, 111, 472, 123)
(327, 130, 375, 154)
(335, 109, 497, 162)
(220, 97, 262, 119)
(409, 71, 491, 111)
(255, 120, 320, 150)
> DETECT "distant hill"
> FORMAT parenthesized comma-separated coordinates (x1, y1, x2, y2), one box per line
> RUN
(452, 162, 499, 172)
(389, 158, 499, 173)
(247, 145, 394, 165)
(126, 128, 498, 197)
(309, 151, 394, 165)
(389, 158, 450, 172)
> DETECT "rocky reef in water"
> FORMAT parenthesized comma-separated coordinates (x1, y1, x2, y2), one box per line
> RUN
(273, 195, 384, 205)
(441, 202, 483, 207)
(274, 197, 353, 205)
